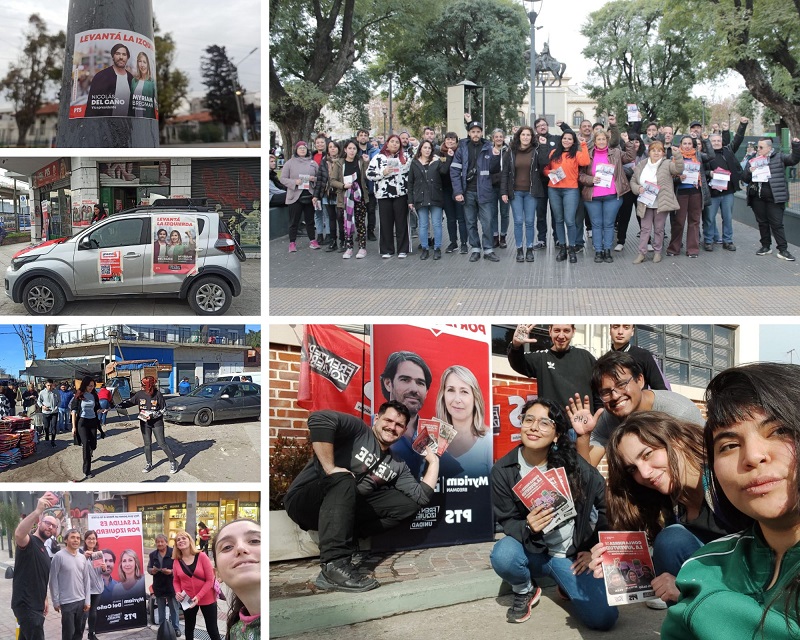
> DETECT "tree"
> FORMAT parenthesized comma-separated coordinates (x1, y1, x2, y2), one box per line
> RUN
(245, 329, 261, 348)
(0, 499, 20, 559)
(153, 19, 189, 141)
(376, 0, 529, 133)
(581, 0, 697, 127)
(269, 0, 411, 152)
(327, 68, 372, 132)
(200, 45, 241, 128)
(0, 14, 65, 147)
(663, 0, 800, 135)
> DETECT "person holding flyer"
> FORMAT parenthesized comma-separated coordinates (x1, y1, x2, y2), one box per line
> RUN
(662, 363, 800, 639)
(489, 399, 617, 629)
(148, 534, 181, 637)
(629, 141, 684, 264)
(666, 135, 712, 259)
(589, 411, 735, 608)
(367, 134, 413, 259)
(80, 531, 104, 640)
(172, 531, 222, 640)
(279, 141, 319, 253)
(213, 519, 261, 640)
(70, 377, 104, 481)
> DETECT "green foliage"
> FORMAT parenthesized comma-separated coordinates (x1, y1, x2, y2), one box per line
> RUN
(153, 18, 189, 136)
(0, 14, 65, 147)
(375, 0, 529, 132)
(177, 127, 197, 143)
(0, 500, 20, 558)
(269, 435, 313, 510)
(198, 123, 224, 143)
(245, 330, 261, 348)
(200, 45, 241, 127)
(581, 0, 697, 127)
(328, 68, 372, 132)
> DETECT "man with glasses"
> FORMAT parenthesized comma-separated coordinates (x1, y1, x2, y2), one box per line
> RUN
(567, 351, 702, 467)
(12, 491, 61, 640)
(284, 403, 440, 593)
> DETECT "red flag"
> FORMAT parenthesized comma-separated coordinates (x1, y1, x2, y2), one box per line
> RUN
(297, 325, 370, 418)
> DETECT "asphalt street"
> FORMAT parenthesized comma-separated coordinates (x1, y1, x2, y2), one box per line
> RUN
(0, 413, 261, 482)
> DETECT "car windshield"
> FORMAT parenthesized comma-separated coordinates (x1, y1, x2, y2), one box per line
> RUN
(188, 384, 226, 398)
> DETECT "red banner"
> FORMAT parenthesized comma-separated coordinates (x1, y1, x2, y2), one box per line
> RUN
(492, 382, 539, 462)
(297, 324, 370, 419)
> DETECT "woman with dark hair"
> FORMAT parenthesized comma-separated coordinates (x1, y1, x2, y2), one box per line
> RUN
(662, 363, 800, 638)
(268, 155, 287, 207)
(312, 139, 339, 248)
(329, 139, 370, 259)
(279, 141, 319, 252)
(666, 135, 712, 258)
(70, 376, 102, 480)
(489, 398, 617, 630)
(439, 132, 468, 254)
(81, 530, 103, 640)
(543, 131, 591, 263)
(213, 519, 261, 640)
(408, 140, 447, 260)
(118, 375, 178, 474)
(501, 126, 551, 263)
(198, 522, 211, 554)
(367, 134, 412, 259)
(589, 411, 733, 607)
(614, 133, 648, 252)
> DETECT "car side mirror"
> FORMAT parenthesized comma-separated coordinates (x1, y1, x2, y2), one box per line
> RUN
(220, 394, 230, 399)
(79, 236, 93, 250)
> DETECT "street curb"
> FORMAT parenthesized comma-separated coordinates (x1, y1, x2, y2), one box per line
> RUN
(269, 569, 503, 638)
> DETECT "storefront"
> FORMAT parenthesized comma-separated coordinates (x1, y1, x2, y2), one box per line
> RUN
(98, 160, 172, 214)
(32, 158, 72, 239)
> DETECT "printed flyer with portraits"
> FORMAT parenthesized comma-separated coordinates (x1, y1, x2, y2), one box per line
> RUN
(598, 531, 658, 606)
(69, 29, 158, 119)
(370, 324, 494, 550)
(152, 214, 198, 275)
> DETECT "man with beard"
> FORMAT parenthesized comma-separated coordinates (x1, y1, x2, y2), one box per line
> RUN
(84, 44, 134, 117)
(567, 350, 703, 466)
(99, 549, 118, 603)
(11, 491, 60, 640)
(284, 403, 439, 592)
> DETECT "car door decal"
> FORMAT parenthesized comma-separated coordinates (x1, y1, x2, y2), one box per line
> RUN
(152, 214, 199, 275)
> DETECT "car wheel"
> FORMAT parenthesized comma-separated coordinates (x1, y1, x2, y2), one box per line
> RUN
(194, 408, 213, 426)
(22, 277, 66, 315)
(188, 276, 232, 315)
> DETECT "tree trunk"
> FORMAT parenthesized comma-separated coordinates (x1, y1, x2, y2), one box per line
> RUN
(736, 59, 800, 138)
(274, 103, 322, 156)
(15, 122, 30, 148)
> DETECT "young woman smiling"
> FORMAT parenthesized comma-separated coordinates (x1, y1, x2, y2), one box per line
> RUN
(213, 519, 261, 640)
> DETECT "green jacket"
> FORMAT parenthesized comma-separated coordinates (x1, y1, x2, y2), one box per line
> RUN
(662, 524, 800, 639)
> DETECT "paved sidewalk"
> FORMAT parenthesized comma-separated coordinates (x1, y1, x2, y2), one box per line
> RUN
(269, 212, 800, 315)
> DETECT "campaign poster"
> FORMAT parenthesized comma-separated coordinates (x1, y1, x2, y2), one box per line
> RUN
(99, 250, 123, 283)
(69, 29, 158, 119)
(152, 214, 198, 275)
(41, 201, 50, 241)
(77, 200, 95, 227)
(370, 324, 494, 550)
(87, 512, 147, 633)
(598, 531, 658, 606)
(492, 382, 539, 462)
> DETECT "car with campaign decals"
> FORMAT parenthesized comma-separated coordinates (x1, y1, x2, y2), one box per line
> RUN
(5, 202, 246, 315)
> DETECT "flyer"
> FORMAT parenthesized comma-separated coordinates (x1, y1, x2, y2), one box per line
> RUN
(626, 103, 641, 122)
(548, 166, 566, 185)
(512, 467, 574, 534)
(710, 167, 731, 191)
(598, 531, 658, 606)
(595, 163, 615, 188)
(99, 250, 123, 283)
(681, 161, 701, 186)
(638, 181, 660, 207)
(152, 214, 198, 275)
(749, 156, 771, 182)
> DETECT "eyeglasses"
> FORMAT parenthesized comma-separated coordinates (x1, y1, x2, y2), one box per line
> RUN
(521, 415, 556, 432)
(599, 376, 634, 400)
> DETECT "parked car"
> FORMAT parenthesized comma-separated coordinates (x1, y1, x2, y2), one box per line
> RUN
(216, 374, 252, 382)
(164, 381, 260, 426)
(5, 202, 246, 315)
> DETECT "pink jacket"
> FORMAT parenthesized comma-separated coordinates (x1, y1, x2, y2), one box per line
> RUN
(172, 552, 216, 606)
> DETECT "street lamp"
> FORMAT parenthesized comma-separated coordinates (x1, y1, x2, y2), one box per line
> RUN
(387, 66, 395, 136)
(539, 70, 548, 124)
(382, 107, 387, 138)
(525, 0, 544, 125)
(232, 46, 259, 146)
(701, 96, 707, 130)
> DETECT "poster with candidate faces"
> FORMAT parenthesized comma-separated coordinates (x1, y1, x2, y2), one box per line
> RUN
(152, 214, 198, 275)
(87, 512, 147, 633)
(69, 29, 158, 119)
(370, 324, 494, 550)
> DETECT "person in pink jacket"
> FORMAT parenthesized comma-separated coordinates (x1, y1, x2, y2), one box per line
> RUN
(172, 530, 221, 640)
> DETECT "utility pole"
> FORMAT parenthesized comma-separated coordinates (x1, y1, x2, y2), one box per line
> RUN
(56, 0, 159, 147)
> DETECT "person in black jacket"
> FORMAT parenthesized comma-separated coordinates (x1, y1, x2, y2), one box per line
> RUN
(70, 377, 104, 480)
(607, 324, 669, 390)
(489, 398, 617, 629)
(703, 117, 748, 251)
(408, 140, 449, 260)
(84, 44, 134, 118)
(147, 534, 180, 637)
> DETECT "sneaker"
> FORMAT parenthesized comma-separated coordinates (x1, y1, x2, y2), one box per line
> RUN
(326, 241, 338, 252)
(316, 558, 379, 593)
(525, 247, 534, 263)
(368, 232, 377, 242)
(309, 240, 321, 250)
(703, 243, 714, 251)
(647, 243, 654, 252)
(433, 248, 441, 260)
(499, 235, 508, 248)
(778, 250, 796, 261)
(469, 252, 481, 262)
(533, 241, 546, 250)
(356, 248, 367, 259)
(594, 251, 604, 263)
(516, 248, 525, 263)
(603, 249, 614, 263)
(506, 586, 541, 623)
(460, 243, 469, 254)
(398, 252, 407, 259)
(420, 249, 430, 260)
(633, 253, 645, 264)
(142, 464, 153, 473)
(756, 246, 772, 256)
(646, 597, 668, 610)
(445, 241, 458, 253)
(484, 252, 500, 262)
(556, 246, 567, 262)
(614, 243, 624, 251)
(170, 461, 179, 474)
(568, 248, 577, 263)
(723, 242, 736, 251)
(381, 253, 393, 259)
(343, 248, 353, 259)
(288, 242, 297, 253)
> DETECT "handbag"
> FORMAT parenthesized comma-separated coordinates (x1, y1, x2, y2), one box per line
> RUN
(213, 578, 226, 601)
(298, 190, 313, 204)
(157, 616, 177, 640)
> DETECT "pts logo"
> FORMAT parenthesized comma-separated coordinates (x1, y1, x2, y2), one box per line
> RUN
(445, 509, 472, 523)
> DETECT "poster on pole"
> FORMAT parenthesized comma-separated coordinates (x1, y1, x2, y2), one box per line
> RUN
(370, 324, 494, 550)
(69, 29, 158, 119)
(87, 512, 147, 633)
(152, 214, 198, 275)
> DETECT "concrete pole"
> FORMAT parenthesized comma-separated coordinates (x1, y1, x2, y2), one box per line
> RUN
(56, 0, 159, 148)
(528, 8, 537, 125)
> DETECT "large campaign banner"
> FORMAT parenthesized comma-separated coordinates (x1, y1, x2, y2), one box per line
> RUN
(297, 324, 371, 420)
(87, 512, 147, 634)
(370, 324, 494, 550)
(69, 29, 158, 119)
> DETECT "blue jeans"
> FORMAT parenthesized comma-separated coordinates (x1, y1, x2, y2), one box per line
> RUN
(443, 190, 467, 245)
(463, 191, 494, 253)
(704, 193, 733, 243)
(58, 407, 69, 432)
(548, 187, 580, 246)
(99, 399, 110, 426)
(490, 536, 618, 631)
(315, 201, 331, 237)
(491, 185, 510, 237)
(535, 191, 551, 242)
(511, 191, 537, 248)
(157, 595, 181, 632)
(417, 206, 443, 249)
(585, 195, 623, 252)
(652, 524, 703, 579)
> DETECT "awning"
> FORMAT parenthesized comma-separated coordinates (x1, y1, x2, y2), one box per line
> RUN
(20, 356, 107, 380)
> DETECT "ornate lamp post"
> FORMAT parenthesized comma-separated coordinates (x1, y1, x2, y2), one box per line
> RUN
(525, 0, 544, 125)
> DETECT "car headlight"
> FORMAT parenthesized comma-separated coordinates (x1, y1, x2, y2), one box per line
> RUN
(11, 255, 39, 270)
(169, 406, 186, 411)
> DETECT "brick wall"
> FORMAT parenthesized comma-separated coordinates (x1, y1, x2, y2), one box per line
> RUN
(268, 342, 309, 455)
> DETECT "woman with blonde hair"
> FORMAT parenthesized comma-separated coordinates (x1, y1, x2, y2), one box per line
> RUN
(131, 52, 156, 119)
(172, 530, 221, 640)
(435, 365, 488, 473)
(111, 549, 145, 598)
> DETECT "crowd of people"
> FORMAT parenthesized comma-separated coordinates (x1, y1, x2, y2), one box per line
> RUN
(11, 492, 261, 640)
(283, 323, 800, 639)
(271, 114, 800, 263)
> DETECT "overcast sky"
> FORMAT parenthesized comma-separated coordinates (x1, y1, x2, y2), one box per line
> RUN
(0, 0, 261, 109)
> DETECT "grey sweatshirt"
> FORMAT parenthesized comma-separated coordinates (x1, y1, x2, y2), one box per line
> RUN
(49, 549, 91, 607)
